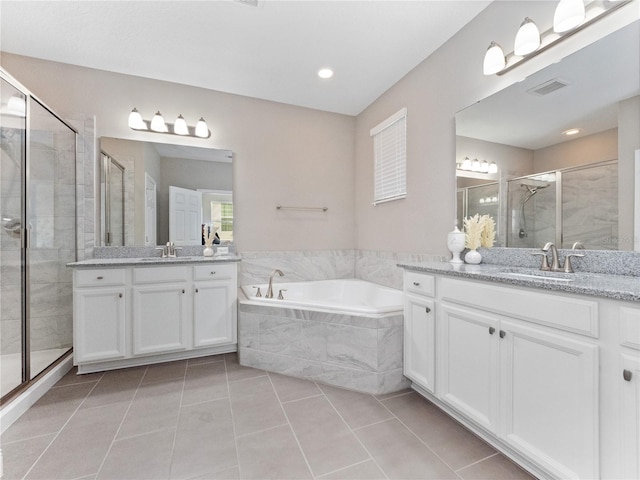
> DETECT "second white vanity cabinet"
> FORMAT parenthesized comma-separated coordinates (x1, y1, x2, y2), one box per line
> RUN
(619, 306, 640, 479)
(404, 270, 602, 480)
(72, 260, 238, 373)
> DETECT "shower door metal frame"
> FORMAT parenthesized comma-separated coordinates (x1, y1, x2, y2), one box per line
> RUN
(1, 68, 78, 405)
(101, 151, 125, 246)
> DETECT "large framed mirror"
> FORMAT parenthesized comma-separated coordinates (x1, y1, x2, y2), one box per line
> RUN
(456, 20, 639, 251)
(99, 137, 233, 247)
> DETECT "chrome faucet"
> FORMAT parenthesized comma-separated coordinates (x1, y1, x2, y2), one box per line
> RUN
(155, 242, 182, 258)
(266, 269, 284, 298)
(537, 242, 584, 273)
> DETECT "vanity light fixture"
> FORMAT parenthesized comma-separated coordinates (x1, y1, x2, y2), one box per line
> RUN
(128, 109, 211, 138)
(483, 0, 631, 76)
(457, 157, 498, 175)
(514, 17, 541, 56)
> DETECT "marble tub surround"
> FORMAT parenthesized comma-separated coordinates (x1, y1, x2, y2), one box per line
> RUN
(479, 246, 640, 276)
(238, 299, 409, 395)
(238, 249, 446, 290)
(399, 261, 640, 302)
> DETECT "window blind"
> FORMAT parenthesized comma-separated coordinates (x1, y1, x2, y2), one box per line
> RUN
(370, 108, 407, 205)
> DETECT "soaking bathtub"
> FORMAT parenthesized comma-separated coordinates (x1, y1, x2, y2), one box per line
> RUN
(237, 278, 409, 395)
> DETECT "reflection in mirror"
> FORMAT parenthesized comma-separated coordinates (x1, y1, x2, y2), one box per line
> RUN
(100, 152, 125, 246)
(99, 137, 233, 246)
(456, 21, 640, 250)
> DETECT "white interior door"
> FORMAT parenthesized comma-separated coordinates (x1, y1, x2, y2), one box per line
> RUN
(169, 185, 202, 245)
(145, 173, 157, 246)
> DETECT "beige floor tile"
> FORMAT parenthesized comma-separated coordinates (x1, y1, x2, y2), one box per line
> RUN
(318, 459, 386, 479)
(182, 360, 228, 406)
(97, 428, 175, 480)
(284, 395, 369, 477)
(53, 367, 104, 387)
(2, 382, 96, 443)
(80, 366, 145, 409)
(186, 465, 240, 479)
(236, 425, 312, 479)
(382, 393, 495, 470)
(456, 454, 537, 480)
(228, 376, 287, 436)
(170, 398, 237, 480)
(320, 384, 393, 429)
(141, 359, 187, 384)
(187, 353, 226, 366)
(25, 402, 129, 480)
(225, 352, 266, 382)
(269, 372, 322, 403)
(355, 418, 458, 479)
(374, 388, 412, 401)
(0, 434, 55, 480)
(116, 377, 183, 439)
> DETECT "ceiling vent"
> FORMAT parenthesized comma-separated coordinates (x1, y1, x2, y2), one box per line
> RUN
(527, 78, 570, 96)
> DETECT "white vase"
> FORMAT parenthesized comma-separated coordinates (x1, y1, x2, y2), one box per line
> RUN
(203, 246, 214, 257)
(447, 227, 466, 264)
(465, 249, 482, 265)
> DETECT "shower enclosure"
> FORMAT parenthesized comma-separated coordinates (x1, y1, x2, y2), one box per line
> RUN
(507, 160, 618, 249)
(457, 182, 500, 241)
(1, 72, 77, 403)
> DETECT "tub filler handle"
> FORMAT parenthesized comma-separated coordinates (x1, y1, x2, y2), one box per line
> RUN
(278, 289, 287, 300)
(253, 286, 262, 297)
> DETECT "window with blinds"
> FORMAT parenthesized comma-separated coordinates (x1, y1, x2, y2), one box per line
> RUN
(370, 108, 407, 205)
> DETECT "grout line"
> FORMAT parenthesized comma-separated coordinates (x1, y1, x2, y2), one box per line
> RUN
(350, 416, 396, 432)
(20, 371, 104, 480)
(319, 388, 390, 480)
(168, 358, 191, 479)
(233, 422, 291, 440)
(372, 394, 465, 480)
(224, 353, 244, 480)
(266, 373, 316, 478)
(93, 367, 148, 479)
(279, 392, 325, 405)
(315, 458, 376, 479)
(226, 372, 267, 384)
(454, 452, 500, 473)
(375, 389, 413, 402)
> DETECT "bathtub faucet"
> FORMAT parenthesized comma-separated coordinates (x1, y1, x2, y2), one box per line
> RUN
(266, 269, 284, 298)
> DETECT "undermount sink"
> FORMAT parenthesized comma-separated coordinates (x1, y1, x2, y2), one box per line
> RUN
(139, 256, 194, 261)
(500, 271, 575, 283)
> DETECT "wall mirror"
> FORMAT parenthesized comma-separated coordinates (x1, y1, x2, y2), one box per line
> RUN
(456, 20, 639, 251)
(99, 137, 233, 247)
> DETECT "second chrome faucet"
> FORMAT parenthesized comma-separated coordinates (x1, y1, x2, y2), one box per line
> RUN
(266, 269, 284, 298)
(533, 242, 584, 273)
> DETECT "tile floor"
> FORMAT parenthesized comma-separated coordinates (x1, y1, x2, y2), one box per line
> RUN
(1, 353, 536, 480)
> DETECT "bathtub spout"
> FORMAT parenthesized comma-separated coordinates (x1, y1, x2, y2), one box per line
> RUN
(266, 269, 284, 298)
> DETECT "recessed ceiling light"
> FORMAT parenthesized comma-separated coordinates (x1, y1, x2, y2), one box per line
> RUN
(318, 68, 334, 79)
(563, 128, 581, 136)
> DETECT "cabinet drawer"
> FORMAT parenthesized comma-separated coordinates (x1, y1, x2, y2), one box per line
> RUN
(133, 266, 189, 284)
(75, 268, 126, 287)
(620, 307, 640, 350)
(404, 271, 435, 297)
(193, 263, 235, 281)
(440, 277, 598, 337)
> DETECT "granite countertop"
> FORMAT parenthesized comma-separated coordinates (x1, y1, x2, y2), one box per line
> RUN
(68, 255, 241, 268)
(398, 261, 640, 302)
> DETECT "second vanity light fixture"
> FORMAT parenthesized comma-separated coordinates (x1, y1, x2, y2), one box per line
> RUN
(128, 108, 211, 138)
(457, 157, 498, 174)
(483, 0, 631, 76)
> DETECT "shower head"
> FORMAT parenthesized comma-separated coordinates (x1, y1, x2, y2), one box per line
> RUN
(520, 182, 550, 195)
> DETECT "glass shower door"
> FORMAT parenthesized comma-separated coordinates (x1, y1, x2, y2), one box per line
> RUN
(27, 98, 75, 380)
(0, 79, 26, 398)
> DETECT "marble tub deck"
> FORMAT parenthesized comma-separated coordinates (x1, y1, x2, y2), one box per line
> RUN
(237, 298, 409, 396)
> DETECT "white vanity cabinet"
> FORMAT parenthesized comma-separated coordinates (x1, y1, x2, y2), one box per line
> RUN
(72, 261, 238, 373)
(619, 306, 640, 479)
(193, 264, 237, 347)
(132, 266, 189, 355)
(404, 271, 602, 480)
(73, 269, 127, 363)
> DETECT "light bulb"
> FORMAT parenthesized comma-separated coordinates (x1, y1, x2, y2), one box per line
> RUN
(195, 117, 209, 138)
(483, 42, 505, 75)
(471, 159, 481, 172)
(150, 111, 167, 132)
(174, 115, 189, 135)
(554, 0, 585, 33)
(461, 157, 472, 170)
(128, 108, 146, 130)
(488, 162, 498, 174)
(480, 160, 489, 173)
(514, 18, 541, 56)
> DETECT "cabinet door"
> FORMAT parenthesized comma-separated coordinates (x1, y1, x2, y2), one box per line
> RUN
(439, 303, 500, 433)
(132, 283, 188, 355)
(500, 320, 599, 480)
(621, 353, 640, 480)
(193, 281, 235, 347)
(404, 294, 436, 393)
(74, 287, 126, 363)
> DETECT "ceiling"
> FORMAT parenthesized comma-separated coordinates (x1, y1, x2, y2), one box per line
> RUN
(0, 0, 490, 116)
